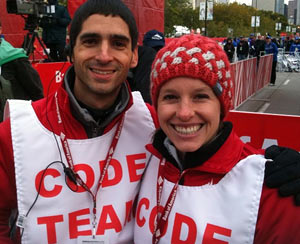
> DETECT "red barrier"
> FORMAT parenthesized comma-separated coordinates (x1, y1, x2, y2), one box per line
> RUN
(230, 55, 273, 109)
(230, 58, 257, 108)
(256, 54, 273, 90)
(33, 56, 273, 104)
(33, 62, 299, 152)
(32, 62, 71, 96)
(226, 110, 300, 151)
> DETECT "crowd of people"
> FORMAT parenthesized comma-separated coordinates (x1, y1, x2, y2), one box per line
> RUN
(222, 34, 284, 85)
(223, 34, 300, 63)
(1, 0, 300, 243)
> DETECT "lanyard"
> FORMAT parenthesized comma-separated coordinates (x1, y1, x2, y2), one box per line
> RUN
(152, 158, 189, 244)
(54, 92, 125, 237)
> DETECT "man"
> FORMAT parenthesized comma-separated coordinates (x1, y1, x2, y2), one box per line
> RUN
(224, 37, 235, 63)
(0, 0, 156, 243)
(0, 19, 44, 117)
(248, 33, 256, 58)
(40, 0, 71, 62)
(254, 35, 265, 65)
(0, 1, 300, 243)
(142, 29, 165, 52)
(290, 36, 300, 54)
(265, 36, 278, 86)
(237, 36, 249, 61)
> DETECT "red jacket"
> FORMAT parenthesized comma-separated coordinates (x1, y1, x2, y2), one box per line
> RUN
(146, 126, 300, 243)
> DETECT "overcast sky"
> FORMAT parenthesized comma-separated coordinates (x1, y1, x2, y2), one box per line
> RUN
(230, 0, 289, 5)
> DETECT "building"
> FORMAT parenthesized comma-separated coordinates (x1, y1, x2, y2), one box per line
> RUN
(275, 0, 284, 14)
(297, 0, 300, 24)
(191, 0, 201, 9)
(288, 0, 297, 24)
(190, 0, 228, 10)
(252, 0, 276, 12)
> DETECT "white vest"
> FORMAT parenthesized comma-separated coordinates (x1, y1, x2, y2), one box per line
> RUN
(7, 92, 155, 244)
(134, 154, 266, 244)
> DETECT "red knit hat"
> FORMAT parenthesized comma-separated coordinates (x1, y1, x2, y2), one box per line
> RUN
(150, 34, 233, 118)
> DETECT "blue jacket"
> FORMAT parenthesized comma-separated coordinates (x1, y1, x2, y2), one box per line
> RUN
(265, 41, 278, 62)
(289, 43, 300, 53)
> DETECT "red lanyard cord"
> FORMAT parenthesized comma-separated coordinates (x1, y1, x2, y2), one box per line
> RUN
(54, 91, 125, 237)
(152, 158, 189, 244)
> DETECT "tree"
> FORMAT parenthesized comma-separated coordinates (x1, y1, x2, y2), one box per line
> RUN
(164, 1, 289, 38)
(164, 0, 193, 36)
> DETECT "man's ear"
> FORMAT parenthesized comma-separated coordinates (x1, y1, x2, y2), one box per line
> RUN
(64, 44, 72, 63)
(130, 46, 138, 69)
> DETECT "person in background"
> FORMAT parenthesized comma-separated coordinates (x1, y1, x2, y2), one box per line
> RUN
(142, 29, 165, 52)
(134, 34, 300, 244)
(285, 36, 293, 52)
(223, 37, 235, 63)
(237, 36, 249, 60)
(127, 29, 165, 104)
(40, 0, 71, 62)
(265, 36, 278, 86)
(248, 33, 256, 58)
(272, 37, 280, 48)
(254, 35, 265, 65)
(0, 19, 43, 102)
(290, 36, 300, 54)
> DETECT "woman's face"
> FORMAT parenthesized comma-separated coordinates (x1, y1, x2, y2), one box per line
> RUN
(157, 77, 221, 155)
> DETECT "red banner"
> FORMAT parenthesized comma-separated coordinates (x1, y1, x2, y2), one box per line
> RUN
(32, 62, 71, 96)
(226, 111, 300, 151)
(67, 0, 164, 45)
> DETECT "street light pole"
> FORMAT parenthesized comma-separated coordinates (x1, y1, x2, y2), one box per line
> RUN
(254, 0, 257, 35)
(204, 0, 208, 36)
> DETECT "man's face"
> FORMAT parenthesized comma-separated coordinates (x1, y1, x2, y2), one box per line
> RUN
(72, 14, 138, 109)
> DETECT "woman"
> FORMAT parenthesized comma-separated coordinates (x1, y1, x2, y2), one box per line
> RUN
(134, 34, 300, 243)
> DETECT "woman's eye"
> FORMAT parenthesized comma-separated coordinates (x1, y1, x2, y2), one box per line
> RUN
(163, 94, 177, 100)
(195, 94, 209, 100)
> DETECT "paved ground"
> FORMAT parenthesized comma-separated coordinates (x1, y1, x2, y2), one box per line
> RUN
(236, 71, 300, 116)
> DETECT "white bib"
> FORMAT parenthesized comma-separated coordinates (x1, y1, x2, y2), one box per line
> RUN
(134, 154, 266, 244)
(8, 92, 155, 244)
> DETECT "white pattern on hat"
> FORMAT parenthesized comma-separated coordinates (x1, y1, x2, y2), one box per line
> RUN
(172, 57, 182, 65)
(205, 62, 213, 70)
(160, 62, 167, 71)
(186, 47, 202, 55)
(170, 47, 186, 57)
(189, 57, 199, 64)
(217, 60, 225, 69)
(218, 71, 223, 80)
(161, 51, 171, 63)
(226, 71, 231, 78)
(202, 51, 215, 61)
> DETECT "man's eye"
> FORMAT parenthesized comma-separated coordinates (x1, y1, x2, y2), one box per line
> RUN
(82, 39, 97, 46)
(113, 40, 127, 48)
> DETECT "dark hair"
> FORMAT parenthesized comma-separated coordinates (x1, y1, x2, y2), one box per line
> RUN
(69, 0, 138, 55)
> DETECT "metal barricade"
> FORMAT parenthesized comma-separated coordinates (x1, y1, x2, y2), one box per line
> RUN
(277, 48, 300, 72)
